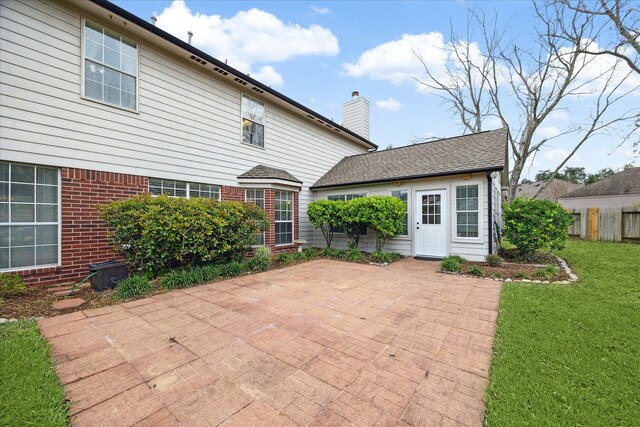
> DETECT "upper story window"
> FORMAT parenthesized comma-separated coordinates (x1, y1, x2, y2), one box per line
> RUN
(391, 190, 408, 236)
(83, 20, 138, 111)
(148, 178, 219, 200)
(241, 95, 265, 148)
(456, 185, 479, 238)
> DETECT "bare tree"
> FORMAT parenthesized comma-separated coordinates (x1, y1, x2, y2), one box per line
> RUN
(416, 3, 639, 199)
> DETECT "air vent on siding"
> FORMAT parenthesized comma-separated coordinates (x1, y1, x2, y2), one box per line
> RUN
(189, 55, 207, 65)
(251, 86, 265, 94)
(213, 66, 229, 76)
(234, 77, 248, 86)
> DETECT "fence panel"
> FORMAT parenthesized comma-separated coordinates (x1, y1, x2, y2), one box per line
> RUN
(568, 206, 639, 243)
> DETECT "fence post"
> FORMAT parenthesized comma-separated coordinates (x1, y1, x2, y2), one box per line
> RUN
(587, 208, 599, 241)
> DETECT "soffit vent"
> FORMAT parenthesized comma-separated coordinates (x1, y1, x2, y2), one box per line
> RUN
(251, 87, 265, 94)
(213, 66, 229, 76)
(306, 114, 315, 120)
(189, 55, 207, 65)
(234, 77, 248, 86)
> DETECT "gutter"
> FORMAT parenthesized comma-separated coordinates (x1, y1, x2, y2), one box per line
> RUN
(88, 0, 377, 150)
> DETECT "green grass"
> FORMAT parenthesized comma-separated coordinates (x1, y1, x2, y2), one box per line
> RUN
(486, 240, 640, 426)
(0, 321, 68, 426)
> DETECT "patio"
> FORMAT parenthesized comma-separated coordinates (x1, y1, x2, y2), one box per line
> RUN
(38, 258, 501, 426)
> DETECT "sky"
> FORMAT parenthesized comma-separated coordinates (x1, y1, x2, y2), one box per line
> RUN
(113, 0, 639, 180)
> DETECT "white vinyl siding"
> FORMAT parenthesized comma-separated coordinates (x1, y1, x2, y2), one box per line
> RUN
(275, 191, 293, 245)
(83, 19, 138, 111)
(245, 189, 265, 245)
(0, 162, 59, 270)
(148, 178, 220, 200)
(0, 0, 368, 251)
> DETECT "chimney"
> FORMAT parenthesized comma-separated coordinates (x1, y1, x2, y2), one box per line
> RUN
(342, 91, 370, 140)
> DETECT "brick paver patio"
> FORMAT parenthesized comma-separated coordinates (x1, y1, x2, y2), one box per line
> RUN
(39, 258, 502, 426)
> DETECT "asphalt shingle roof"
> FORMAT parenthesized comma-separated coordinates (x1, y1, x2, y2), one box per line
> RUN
(238, 164, 302, 184)
(560, 167, 640, 198)
(311, 128, 507, 189)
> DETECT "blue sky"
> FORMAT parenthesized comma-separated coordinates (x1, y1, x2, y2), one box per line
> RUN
(113, 0, 638, 179)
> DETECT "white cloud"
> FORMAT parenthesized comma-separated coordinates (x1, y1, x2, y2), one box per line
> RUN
(309, 5, 331, 15)
(156, 0, 339, 86)
(549, 110, 570, 121)
(376, 97, 403, 111)
(543, 148, 581, 163)
(343, 33, 448, 87)
(251, 66, 284, 87)
(537, 126, 561, 139)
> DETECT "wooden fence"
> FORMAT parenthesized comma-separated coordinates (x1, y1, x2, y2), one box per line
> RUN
(568, 206, 640, 243)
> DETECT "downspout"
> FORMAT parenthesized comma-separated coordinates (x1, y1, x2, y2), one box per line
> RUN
(487, 172, 493, 254)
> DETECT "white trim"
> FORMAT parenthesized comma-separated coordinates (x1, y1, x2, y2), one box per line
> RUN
(238, 178, 302, 190)
(80, 17, 140, 114)
(451, 180, 484, 244)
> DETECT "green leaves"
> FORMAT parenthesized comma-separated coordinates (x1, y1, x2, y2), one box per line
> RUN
(502, 198, 574, 259)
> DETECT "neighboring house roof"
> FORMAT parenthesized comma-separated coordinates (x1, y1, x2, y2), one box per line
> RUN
(88, 0, 377, 150)
(311, 128, 507, 189)
(560, 167, 640, 199)
(238, 165, 302, 184)
(516, 179, 583, 202)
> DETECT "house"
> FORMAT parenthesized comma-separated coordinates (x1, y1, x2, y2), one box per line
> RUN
(515, 179, 583, 203)
(0, 0, 507, 285)
(558, 167, 640, 209)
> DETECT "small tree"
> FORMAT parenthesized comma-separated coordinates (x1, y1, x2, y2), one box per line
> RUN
(307, 200, 343, 248)
(350, 196, 406, 252)
(502, 198, 574, 259)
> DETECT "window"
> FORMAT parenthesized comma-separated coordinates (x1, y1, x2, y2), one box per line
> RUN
(391, 190, 408, 236)
(275, 191, 293, 245)
(327, 193, 367, 234)
(245, 189, 265, 245)
(456, 185, 479, 238)
(1, 162, 59, 270)
(148, 178, 219, 200)
(241, 95, 265, 147)
(83, 20, 138, 110)
(422, 194, 441, 225)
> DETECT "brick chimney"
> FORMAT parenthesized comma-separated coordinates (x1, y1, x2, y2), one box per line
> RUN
(342, 91, 370, 140)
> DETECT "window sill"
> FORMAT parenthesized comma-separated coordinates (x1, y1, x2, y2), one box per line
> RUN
(0, 263, 60, 273)
(81, 95, 139, 114)
(451, 237, 484, 245)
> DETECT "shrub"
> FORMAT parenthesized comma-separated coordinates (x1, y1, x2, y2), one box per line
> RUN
(307, 200, 343, 248)
(340, 196, 405, 252)
(502, 198, 574, 260)
(370, 251, 393, 264)
(159, 269, 195, 290)
(321, 247, 338, 258)
(449, 255, 467, 264)
(485, 254, 503, 267)
(246, 246, 271, 272)
(441, 256, 463, 272)
(346, 248, 364, 263)
(334, 250, 348, 260)
(218, 261, 245, 278)
(116, 275, 152, 299)
(0, 273, 26, 295)
(535, 265, 558, 280)
(276, 253, 295, 265)
(467, 265, 484, 277)
(98, 194, 269, 275)
(515, 271, 530, 280)
(492, 272, 503, 279)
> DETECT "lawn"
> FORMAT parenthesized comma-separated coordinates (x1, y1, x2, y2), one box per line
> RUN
(485, 240, 640, 425)
(0, 321, 68, 427)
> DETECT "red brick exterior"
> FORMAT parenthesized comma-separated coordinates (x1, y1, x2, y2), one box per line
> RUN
(12, 167, 299, 286)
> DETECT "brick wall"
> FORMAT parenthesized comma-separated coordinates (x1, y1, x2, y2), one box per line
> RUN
(221, 185, 244, 202)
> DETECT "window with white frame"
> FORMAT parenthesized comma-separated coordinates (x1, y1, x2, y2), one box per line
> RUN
(241, 95, 265, 147)
(327, 193, 367, 234)
(275, 191, 293, 245)
(391, 190, 408, 236)
(83, 20, 138, 111)
(245, 189, 265, 245)
(148, 178, 219, 200)
(456, 185, 479, 238)
(1, 162, 59, 270)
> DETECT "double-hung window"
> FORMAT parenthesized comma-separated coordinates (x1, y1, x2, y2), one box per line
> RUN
(83, 20, 138, 111)
(245, 189, 265, 245)
(456, 185, 479, 238)
(275, 191, 293, 245)
(391, 190, 408, 236)
(148, 178, 219, 200)
(241, 95, 265, 147)
(1, 162, 59, 270)
(327, 193, 367, 234)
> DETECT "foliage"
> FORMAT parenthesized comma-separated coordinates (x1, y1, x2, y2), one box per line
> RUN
(491, 272, 503, 279)
(485, 254, 503, 267)
(339, 199, 367, 249)
(534, 265, 558, 280)
(535, 166, 616, 185)
(0, 273, 26, 295)
(486, 240, 640, 426)
(307, 200, 344, 248)
(502, 198, 574, 259)
(514, 271, 530, 280)
(159, 261, 245, 290)
(275, 253, 295, 265)
(98, 194, 268, 275)
(246, 246, 271, 272)
(218, 261, 245, 278)
(115, 275, 152, 299)
(370, 251, 393, 264)
(0, 321, 68, 427)
(346, 248, 364, 263)
(345, 196, 406, 252)
(321, 247, 338, 258)
(466, 265, 484, 277)
(333, 250, 348, 260)
(441, 256, 464, 272)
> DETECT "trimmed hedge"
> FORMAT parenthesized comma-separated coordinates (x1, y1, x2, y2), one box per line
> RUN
(98, 194, 268, 275)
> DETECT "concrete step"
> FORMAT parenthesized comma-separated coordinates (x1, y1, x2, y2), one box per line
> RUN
(52, 298, 86, 310)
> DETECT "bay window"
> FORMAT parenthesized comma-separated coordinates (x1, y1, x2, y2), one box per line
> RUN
(245, 189, 265, 245)
(275, 191, 293, 245)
